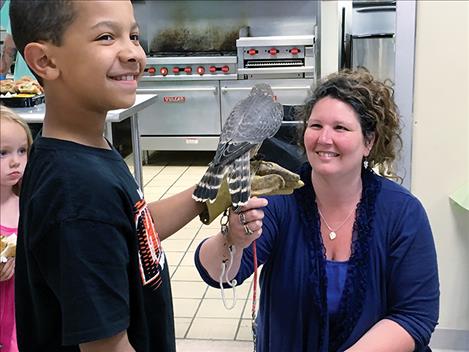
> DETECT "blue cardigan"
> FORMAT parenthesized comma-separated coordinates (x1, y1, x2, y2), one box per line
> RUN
(196, 164, 439, 351)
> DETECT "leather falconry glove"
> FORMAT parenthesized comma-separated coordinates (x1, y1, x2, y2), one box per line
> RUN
(199, 160, 304, 225)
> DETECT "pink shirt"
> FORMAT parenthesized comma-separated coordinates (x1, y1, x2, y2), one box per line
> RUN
(0, 225, 18, 352)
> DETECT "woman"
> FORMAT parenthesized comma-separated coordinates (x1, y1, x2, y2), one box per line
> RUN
(195, 69, 439, 351)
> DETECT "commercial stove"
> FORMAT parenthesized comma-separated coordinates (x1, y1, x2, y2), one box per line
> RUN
(136, 31, 317, 155)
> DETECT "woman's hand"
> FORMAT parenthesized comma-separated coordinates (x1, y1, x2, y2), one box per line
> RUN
(198, 196, 268, 283)
(226, 197, 268, 249)
(0, 257, 15, 281)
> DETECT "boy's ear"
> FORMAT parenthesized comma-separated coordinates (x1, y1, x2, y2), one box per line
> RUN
(23, 42, 59, 81)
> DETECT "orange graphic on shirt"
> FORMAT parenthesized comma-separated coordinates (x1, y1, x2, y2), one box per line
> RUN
(134, 198, 165, 288)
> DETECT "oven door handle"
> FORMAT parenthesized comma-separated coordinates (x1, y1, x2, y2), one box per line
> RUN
(237, 66, 316, 75)
(137, 87, 218, 94)
(221, 86, 311, 94)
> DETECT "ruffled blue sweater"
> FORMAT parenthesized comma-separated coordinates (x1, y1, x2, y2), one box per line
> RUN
(196, 164, 439, 351)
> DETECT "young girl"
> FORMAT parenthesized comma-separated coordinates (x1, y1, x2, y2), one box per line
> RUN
(0, 105, 32, 352)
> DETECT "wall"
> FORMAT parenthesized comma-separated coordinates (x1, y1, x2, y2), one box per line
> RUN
(412, 0, 469, 346)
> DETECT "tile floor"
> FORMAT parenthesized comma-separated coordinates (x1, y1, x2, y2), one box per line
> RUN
(128, 151, 257, 351)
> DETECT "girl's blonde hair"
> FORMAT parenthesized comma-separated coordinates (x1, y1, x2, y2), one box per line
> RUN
(0, 105, 33, 194)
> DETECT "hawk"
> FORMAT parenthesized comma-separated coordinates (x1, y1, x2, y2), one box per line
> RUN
(192, 83, 283, 209)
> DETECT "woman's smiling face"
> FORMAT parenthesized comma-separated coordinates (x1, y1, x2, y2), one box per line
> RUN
(303, 96, 373, 178)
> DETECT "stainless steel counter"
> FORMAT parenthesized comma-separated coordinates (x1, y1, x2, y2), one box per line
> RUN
(11, 94, 158, 188)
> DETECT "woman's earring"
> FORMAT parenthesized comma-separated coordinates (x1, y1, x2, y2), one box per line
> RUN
(363, 158, 369, 169)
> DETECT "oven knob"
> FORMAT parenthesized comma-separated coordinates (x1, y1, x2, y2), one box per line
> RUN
(196, 66, 205, 75)
(248, 49, 257, 56)
(184, 66, 192, 74)
(269, 48, 278, 56)
(147, 67, 156, 75)
(172, 67, 180, 74)
(160, 67, 168, 76)
(221, 65, 229, 73)
(290, 48, 300, 55)
(209, 66, 217, 73)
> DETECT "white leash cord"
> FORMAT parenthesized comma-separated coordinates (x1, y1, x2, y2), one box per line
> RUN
(219, 243, 237, 310)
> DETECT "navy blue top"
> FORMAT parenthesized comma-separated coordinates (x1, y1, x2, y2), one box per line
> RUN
(326, 260, 348, 316)
(195, 163, 439, 352)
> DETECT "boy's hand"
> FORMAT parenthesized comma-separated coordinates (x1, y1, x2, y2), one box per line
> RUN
(199, 161, 304, 225)
(0, 258, 15, 281)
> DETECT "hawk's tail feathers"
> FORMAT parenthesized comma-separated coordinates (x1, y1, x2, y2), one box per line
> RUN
(228, 153, 251, 209)
(192, 164, 227, 203)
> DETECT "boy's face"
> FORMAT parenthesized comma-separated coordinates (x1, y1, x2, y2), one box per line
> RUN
(50, 0, 146, 112)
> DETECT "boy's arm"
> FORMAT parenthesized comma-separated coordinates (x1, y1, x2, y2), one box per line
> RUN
(147, 186, 205, 241)
(79, 330, 135, 352)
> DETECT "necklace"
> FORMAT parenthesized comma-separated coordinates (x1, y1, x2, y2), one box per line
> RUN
(318, 207, 356, 240)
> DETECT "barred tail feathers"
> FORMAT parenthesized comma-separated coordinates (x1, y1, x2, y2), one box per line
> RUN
(227, 153, 251, 209)
(192, 164, 227, 202)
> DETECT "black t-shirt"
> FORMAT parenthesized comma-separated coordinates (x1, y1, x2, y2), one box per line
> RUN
(16, 137, 175, 351)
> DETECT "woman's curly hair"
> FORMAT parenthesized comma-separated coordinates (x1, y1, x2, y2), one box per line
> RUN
(298, 68, 403, 182)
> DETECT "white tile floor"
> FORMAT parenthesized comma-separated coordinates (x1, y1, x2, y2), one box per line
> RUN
(129, 151, 462, 352)
(129, 151, 257, 351)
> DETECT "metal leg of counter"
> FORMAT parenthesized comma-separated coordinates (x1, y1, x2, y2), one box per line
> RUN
(104, 122, 113, 144)
(130, 113, 144, 189)
(104, 119, 143, 189)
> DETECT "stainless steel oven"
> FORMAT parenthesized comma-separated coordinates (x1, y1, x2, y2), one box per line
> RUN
(137, 81, 222, 151)
(136, 54, 237, 151)
(136, 30, 317, 163)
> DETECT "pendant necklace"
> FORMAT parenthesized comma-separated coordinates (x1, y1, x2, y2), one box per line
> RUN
(318, 207, 356, 240)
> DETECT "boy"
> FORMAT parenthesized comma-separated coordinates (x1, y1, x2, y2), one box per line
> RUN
(10, 1, 207, 351)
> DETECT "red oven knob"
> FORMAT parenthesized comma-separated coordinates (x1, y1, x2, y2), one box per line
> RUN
(196, 66, 205, 75)
(160, 67, 168, 76)
(172, 67, 180, 74)
(184, 66, 192, 74)
(269, 48, 278, 56)
(209, 66, 217, 73)
(147, 67, 156, 75)
(290, 47, 300, 55)
(248, 49, 257, 56)
(221, 65, 229, 73)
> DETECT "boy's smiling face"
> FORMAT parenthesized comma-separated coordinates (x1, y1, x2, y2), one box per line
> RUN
(50, 0, 146, 112)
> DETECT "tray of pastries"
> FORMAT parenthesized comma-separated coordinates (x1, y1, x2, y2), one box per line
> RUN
(0, 76, 45, 108)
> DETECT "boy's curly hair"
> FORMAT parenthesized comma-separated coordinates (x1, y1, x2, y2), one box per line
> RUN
(298, 68, 403, 181)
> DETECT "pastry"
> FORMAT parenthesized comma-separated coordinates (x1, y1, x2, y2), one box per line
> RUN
(0, 79, 17, 94)
(15, 75, 33, 84)
(0, 234, 17, 260)
(16, 81, 43, 94)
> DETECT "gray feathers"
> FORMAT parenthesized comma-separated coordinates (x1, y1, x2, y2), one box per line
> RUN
(192, 83, 283, 208)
